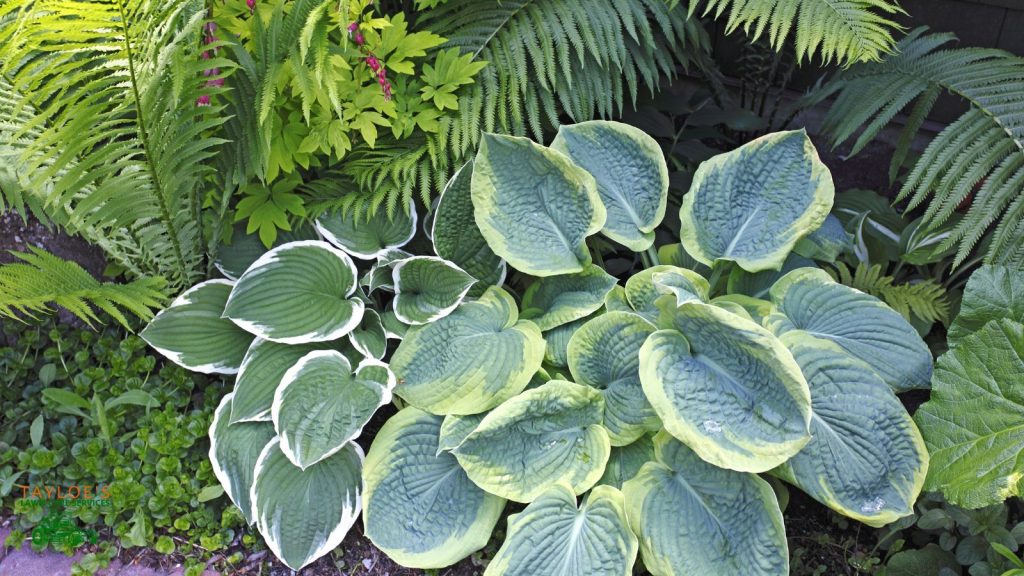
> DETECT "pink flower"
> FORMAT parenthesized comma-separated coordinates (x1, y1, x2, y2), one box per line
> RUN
(197, 94, 211, 106)
(246, 0, 256, 14)
(348, 22, 359, 33)
(366, 55, 380, 71)
(353, 32, 364, 45)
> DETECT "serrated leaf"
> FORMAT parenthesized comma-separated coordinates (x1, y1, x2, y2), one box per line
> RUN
(948, 265, 1024, 345)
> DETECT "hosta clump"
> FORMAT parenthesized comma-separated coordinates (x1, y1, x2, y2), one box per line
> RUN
(361, 121, 932, 575)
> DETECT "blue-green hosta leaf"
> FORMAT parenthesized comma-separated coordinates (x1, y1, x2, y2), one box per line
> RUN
(230, 339, 336, 424)
(315, 202, 417, 259)
(209, 393, 275, 525)
(915, 319, 1024, 508)
(392, 256, 476, 325)
(622, 432, 788, 576)
(775, 332, 927, 527)
(624, 265, 709, 323)
(598, 435, 655, 489)
(794, 214, 851, 263)
(363, 408, 505, 569)
(568, 312, 661, 446)
(767, 267, 932, 392)
(251, 439, 362, 570)
(392, 287, 544, 414)
(471, 133, 606, 277)
(679, 130, 834, 272)
(551, 120, 669, 251)
(604, 285, 633, 313)
(348, 309, 387, 359)
(711, 294, 773, 325)
(543, 315, 593, 369)
(215, 222, 319, 280)
(438, 413, 487, 454)
(520, 264, 617, 331)
(727, 253, 815, 299)
(433, 161, 506, 297)
(948, 265, 1024, 345)
(272, 351, 390, 469)
(485, 483, 637, 576)
(639, 303, 811, 473)
(142, 280, 255, 374)
(224, 241, 364, 344)
(657, 243, 711, 275)
(651, 268, 711, 308)
(453, 380, 611, 502)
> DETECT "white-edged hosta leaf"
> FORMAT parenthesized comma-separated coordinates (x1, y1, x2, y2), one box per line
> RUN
(679, 130, 834, 272)
(354, 358, 397, 389)
(767, 267, 932, 392)
(622, 432, 788, 576)
(947, 265, 1024, 345)
(141, 280, 254, 374)
(392, 256, 476, 325)
(598, 435, 655, 489)
(485, 483, 637, 576)
(224, 241, 364, 344)
(568, 312, 661, 446)
(624, 266, 708, 323)
(727, 253, 815, 299)
(542, 315, 592, 368)
(438, 413, 486, 454)
(272, 351, 389, 469)
(453, 380, 611, 502)
(380, 308, 408, 339)
(230, 339, 331, 424)
(315, 202, 417, 259)
(215, 222, 319, 280)
(392, 287, 544, 415)
(640, 303, 811, 473)
(348, 309, 387, 359)
(520, 264, 617, 331)
(361, 262, 394, 294)
(471, 133, 606, 277)
(794, 214, 851, 263)
(551, 120, 669, 251)
(251, 438, 362, 570)
(209, 393, 275, 525)
(775, 332, 927, 527)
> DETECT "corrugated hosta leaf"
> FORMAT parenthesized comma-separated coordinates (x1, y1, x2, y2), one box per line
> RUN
(947, 265, 1024, 345)
(598, 435, 655, 489)
(141, 280, 254, 374)
(315, 202, 417, 259)
(432, 161, 506, 297)
(568, 312, 661, 446)
(767, 267, 932, 392)
(915, 319, 1024, 508)
(624, 265, 709, 323)
(224, 241, 364, 344)
(623, 432, 788, 576)
(391, 286, 544, 414)
(453, 380, 611, 502)
(471, 133, 606, 277)
(230, 339, 333, 424)
(348, 309, 387, 359)
(363, 408, 505, 569)
(485, 483, 638, 576)
(215, 222, 319, 280)
(793, 214, 851, 263)
(209, 393, 275, 525)
(520, 264, 617, 331)
(679, 130, 834, 272)
(542, 315, 592, 369)
(774, 332, 927, 527)
(639, 303, 811, 473)
(727, 253, 815, 299)
(272, 351, 390, 469)
(438, 413, 486, 454)
(551, 120, 669, 251)
(392, 256, 476, 325)
(711, 294, 773, 326)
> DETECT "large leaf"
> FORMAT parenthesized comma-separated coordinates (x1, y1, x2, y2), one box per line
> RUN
(542, 315, 592, 369)
(215, 222, 319, 280)
(315, 202, 417, 259)
(272, 351, 390, 469)
(679, 130, 834, 272)
(485, 483, 637, 576)
(948, 265, 1024, 345)
(392, 256, 476, 325)
(391, 286, 544, 414)
(363, 408, 504, 569)
(622, 432, 788, 575)
(520, 264, 617, 331)
(453, 380, 611, 502)
(775, 332, 927, 527)
(224, 241, 364, 344)
(727, 253, 815, 300)
(230, 339, 332, 424)
(209, 393, 275, 525)
(251, 439, 362, 570)
(793, 214, 851, 263)
(914, 319, 1024, 508)
(141, 280, 254, 374)
(639, 303, 811, 473)
(767, 267, 932, 392)
(598, 435, 655, 489)
(471, 133, 606, 276)
(624, 265, 709, 323)
(551, 120, 669, 251)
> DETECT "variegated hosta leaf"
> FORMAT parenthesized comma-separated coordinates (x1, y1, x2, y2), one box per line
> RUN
(551, 120, 669, 251)
(568, 312, 661, 446)
(624, 265, 709, 323)
(767, 267, 932, 392)
(251, 439, 362, 570)
(363, 408, 505, 569)
(639, 303, 811, 473)
(679, 130, 834, 272)
(354, 358, 397, 389)
(471, 133, 606, 277)
(711, 294, 773, 326)
(209, 393, 275, 525)
(775, 332, 927, 527)
(651, 268, 712, 308)
(230, 339, 335, 424)
(604, 285, 633, 313)
(348, 309, 387, 359)
(392, 256, 476, 325)
(543, 315, 593, 368)
(315, 202, 417, 259)
(215, 222, 319, 280)
(947, 265, 1024, 345)
(598, 434, 655, 489)
(272, 350, 390, 469)
(361, 262, 394, 294)
(432, 160, 506, 297)
(380, 308, 409, 340)
(794, 214, 851, 263)
(141, 280, 254, 374)
(657, 243, 711, 274)
(223, 241, 364, 344)
(623, 432, 788, 576)
(727, 253, 815, 299)
(438, 413, 486, 454)
(391, 287, 545, 414)
(485, 483, 638, 576)
(453, 380, 611, 502)
(520, 264, 617, 331)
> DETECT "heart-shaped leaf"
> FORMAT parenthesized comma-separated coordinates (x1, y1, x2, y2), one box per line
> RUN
(315, 202, 417, 259)
(209, 394, 275, 525)
(393, 256, 476, 325)
(520, 264, 617, 331)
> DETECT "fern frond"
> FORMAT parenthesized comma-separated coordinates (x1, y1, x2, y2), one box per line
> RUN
(829, 262, 950, 324)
